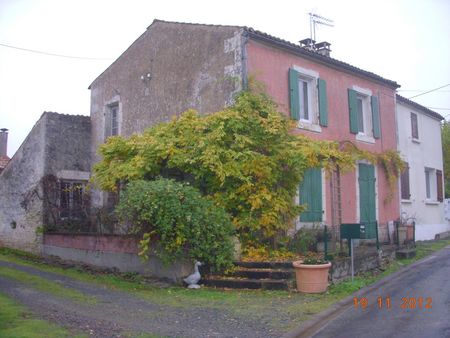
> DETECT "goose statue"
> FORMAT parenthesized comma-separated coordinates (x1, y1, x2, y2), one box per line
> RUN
(183, 261, 203, 289)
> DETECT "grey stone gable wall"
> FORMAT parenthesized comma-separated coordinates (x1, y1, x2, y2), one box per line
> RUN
(89, 20, 245, 207)
(0, 112, 91, 253)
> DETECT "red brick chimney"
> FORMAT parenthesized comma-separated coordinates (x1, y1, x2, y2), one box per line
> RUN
(0, 128, 8, 157)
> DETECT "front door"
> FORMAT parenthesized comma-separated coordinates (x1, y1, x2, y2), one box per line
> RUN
(358, 164, 376, 231)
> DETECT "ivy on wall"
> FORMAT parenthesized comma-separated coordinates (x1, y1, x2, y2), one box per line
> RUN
(93, 83, 404, 247)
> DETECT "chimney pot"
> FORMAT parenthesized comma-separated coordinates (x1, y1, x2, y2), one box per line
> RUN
(0, 128, 9, 157)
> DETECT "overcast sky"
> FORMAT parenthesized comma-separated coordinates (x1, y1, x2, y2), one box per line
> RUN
(0, 0, 449, 157)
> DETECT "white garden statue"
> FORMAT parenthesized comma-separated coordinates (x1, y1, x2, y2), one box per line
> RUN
(183, 261, 203, 289)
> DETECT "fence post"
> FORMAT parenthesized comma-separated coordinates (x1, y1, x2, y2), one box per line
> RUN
(375, 221, 379, 251)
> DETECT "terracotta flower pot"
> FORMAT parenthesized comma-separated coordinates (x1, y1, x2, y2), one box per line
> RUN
(292, 260, 331, 293)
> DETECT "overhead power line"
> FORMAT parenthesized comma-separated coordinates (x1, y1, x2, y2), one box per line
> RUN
(426, 107, 450, 110)
(408, 84, 450, 99)
(0, 42, 113, 61)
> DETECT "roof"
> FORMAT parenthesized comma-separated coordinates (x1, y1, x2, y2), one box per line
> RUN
(244, 27, 399, 88)
(89, 19, 400, 90)
(396, 95, 444, 121)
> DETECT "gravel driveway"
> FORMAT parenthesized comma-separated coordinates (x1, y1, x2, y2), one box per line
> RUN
(0, 260, 280, 338)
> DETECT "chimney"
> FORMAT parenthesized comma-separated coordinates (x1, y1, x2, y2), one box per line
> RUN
(0, 128, 8, 157)
(315, 41, 331, 57)
(299, 38, 316, 51)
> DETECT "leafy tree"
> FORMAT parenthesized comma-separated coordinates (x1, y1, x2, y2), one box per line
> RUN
(442, 120, 450, 198)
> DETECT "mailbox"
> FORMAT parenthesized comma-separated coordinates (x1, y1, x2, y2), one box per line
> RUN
(340, 223, 363, 239)
(340, 223, 377, 240)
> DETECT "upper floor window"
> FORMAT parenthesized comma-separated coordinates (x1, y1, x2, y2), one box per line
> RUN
(105, 102, 120, 139)
(111, 104, 119, 136)
(289, 68, 328, 130)
(410, 112, 419, 140)
(348, 87, 380, 141)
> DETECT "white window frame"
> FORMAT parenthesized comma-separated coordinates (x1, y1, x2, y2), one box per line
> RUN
(293, 66, 321, 133)
(353, 85, 375, 144)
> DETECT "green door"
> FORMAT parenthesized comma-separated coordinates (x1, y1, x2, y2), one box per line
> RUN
(299, 168, 323, 222)
(358, 164, 376, 234)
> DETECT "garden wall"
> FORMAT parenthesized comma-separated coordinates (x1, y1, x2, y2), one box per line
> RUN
(330, 245, 396, 281)
(43, 233, 192, 283)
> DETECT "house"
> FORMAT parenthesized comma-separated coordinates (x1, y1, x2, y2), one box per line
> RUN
(396, 95, 448, 240)
(0, 112, 91, 253)
(89, 19, 401, 240)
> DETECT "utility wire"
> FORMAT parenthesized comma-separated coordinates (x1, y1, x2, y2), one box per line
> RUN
(426, 107, 450, 110)
(408, 84, 450, 99)
(0, 42, 113, 61)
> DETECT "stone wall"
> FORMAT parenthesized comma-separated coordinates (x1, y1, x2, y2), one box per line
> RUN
(0, 112, 91, 253)
(43, 233, 192, 283)
(89, 20, 244, 207)
(330, 245, 396, 281)
(0, 117, 46, 253)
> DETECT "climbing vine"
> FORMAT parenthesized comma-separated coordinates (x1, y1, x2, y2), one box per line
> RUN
(92, 83, 404, 247)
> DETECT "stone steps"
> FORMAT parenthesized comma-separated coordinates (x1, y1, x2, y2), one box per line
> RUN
(201, 261, 295, 291)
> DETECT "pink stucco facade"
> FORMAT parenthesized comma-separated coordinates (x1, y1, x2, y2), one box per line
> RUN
(246, 39, 399, 226)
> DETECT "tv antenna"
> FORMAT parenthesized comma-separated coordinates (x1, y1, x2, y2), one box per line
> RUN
(309, 12, 334, 42)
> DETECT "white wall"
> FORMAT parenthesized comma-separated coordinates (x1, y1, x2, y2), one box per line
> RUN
(396, 100, 449, 241)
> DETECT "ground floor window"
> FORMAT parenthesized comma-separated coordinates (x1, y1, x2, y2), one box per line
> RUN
(60, 180, 85, 219)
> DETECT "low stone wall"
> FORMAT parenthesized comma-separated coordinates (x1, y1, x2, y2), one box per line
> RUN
(43, 233, 192, 283)
(330, 246, 396, 281)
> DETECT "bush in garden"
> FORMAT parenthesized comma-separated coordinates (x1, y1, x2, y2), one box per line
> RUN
(115, 178, 235, 271)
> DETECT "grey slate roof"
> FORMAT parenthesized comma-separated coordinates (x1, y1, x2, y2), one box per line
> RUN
(396, 95, 444, 121)
(89, 19, 400, 90)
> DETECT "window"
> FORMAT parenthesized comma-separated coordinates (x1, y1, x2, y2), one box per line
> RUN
(356, 95, 365, 133)
(411, 112, 419, 140)
(299, 168, 323, 222)
(105, 103, 119, 139)
(348, 88, 380, 139)
(289, 68, 328, 128)
(400, 162, 410, 200)
(424, 168, 443, 202)
(299, 78, 311, 121)
(110, 104, 119, 136)
(425, 168, 432, 199)
(60, 180, 85, 219)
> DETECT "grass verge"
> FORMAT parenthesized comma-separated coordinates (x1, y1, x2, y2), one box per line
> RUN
(0, 291, 87, 338)
(0, 265, 96, 305)
(1, 239, 449, 332)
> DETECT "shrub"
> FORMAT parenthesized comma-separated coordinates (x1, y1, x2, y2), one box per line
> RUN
(115, 178, 235, 271)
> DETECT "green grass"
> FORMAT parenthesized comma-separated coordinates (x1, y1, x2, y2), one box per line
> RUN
(0, 266, 96, 305)
(0, 239, 449, 333)
(0, 292, 87, 338)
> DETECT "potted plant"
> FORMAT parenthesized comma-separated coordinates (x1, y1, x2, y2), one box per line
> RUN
(292, 255, 331, 293)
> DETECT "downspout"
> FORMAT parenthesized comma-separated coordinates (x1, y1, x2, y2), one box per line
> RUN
(241, 29, 249, 90)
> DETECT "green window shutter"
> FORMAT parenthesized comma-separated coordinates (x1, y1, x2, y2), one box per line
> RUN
(299, 168, 323, 222)
(371, 95, 380, 139)
(348, 89, 358, 134)
(289, 68, 300, 120)
(358, 164, 376, 224)
(318, 78, 328, 127)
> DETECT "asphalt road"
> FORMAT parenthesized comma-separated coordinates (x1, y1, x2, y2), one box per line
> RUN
(311, 245, 450, 338)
